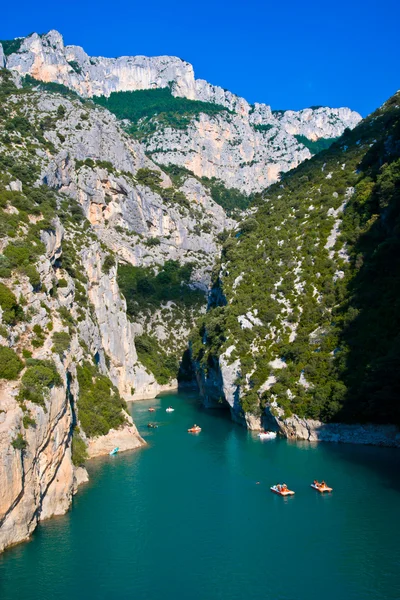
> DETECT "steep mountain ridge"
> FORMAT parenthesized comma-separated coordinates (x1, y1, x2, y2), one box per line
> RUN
(0, 30, 361, 191)
(191, 91, 400, 445)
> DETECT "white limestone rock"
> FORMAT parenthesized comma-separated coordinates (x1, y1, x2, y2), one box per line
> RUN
(4, 30, 362, 193)
(274, 413, 400, 447)
(6, 31, 197, 99)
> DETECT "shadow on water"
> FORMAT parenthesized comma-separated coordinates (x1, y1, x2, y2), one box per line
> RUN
(316, 438, 400, 493)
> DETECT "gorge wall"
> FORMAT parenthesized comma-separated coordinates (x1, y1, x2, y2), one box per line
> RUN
(191, 91, 400, 447)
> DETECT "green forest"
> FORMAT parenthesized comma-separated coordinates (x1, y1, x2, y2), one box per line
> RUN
(93, 87, 229, 132)
(191, 92, 400, 424)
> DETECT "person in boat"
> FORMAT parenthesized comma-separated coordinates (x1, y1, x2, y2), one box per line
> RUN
(314, 480, 319, 486)
(321, 481, 326, 487)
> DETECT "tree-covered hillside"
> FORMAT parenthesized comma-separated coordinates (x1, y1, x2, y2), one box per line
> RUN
(191, 92, 400, 425)
(93, 87, 229, 133)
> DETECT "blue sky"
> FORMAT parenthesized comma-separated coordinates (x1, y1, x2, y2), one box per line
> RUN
(1, 0, 399, 116)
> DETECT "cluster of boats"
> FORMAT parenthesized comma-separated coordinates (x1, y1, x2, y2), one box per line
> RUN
(147, 406, 201, 434)
(271, 480, 333, 496)
(111, 409, 333, 498)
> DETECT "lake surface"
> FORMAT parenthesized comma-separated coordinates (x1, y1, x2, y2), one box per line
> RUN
(1, 390, 400, 600)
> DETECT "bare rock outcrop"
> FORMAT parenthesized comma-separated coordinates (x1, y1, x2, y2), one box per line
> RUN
(274, 413, 400, 447)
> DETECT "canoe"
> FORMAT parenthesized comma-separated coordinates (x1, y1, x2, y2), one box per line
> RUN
(109, 447, 119, 456)
(311, 483, 333, 493)
(270, 485, 295, 496)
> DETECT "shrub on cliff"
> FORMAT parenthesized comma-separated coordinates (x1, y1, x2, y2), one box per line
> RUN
(71, 431, 88, 466)
(18, 359, 62, 406)
(0, 282, 23, 324)
(77, 362, 127, 438)
(102, 254, 115, 274)
(51, 331, 71, 357)
(11, 433, 27, 451)
(0, 346, 23, 379)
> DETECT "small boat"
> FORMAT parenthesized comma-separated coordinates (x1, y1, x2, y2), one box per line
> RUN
(258, 431, 277, 440)
(188, 425, 202, 433)
(166, 407, 174, 412)
(148, 407, 155, 412)
(109, 447, 119, 456)
(147, 423, 158, 429)
(270, 484, 295, 496)
(311, 480, 333, 493)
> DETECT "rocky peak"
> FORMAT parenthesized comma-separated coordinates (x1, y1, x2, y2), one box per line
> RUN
(6, 30, 197, 99)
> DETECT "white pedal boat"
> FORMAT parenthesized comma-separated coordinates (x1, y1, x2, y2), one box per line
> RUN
(258, 431, 277, 440)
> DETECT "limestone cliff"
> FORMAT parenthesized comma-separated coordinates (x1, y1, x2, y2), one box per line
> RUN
(0, 213, 145, 552)
(2, 30, 361, 192)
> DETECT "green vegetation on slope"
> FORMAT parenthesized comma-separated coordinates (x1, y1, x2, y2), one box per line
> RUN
(161, 164, 253, 215)
(0, 38, 25, 56)
(118, 260, 205, 383)
(77, 362, 127, 438)
(118, 260, 204, 319)
(93, 87, 230, 133)
(294, 134, 339, 155)
(0, 346, 24, 380)
(22, 74, 82, 100)
(135, 334, 178, 385)
(192, 92, 400, 424)
(18, 359, 62, 406)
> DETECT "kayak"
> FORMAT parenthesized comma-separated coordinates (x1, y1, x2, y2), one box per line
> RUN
(258, 431, 277, 440)
(270, 484, 295, 496)
(311, 482, 333, 493)
(109, 447, 119, 456)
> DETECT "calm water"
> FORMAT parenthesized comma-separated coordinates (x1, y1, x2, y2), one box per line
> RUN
(1, 390, 400, 600)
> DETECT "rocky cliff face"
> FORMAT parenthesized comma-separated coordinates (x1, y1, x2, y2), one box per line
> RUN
(0, 212, 145, 552)
(4, 31, 197, 99)
(1, 31, 362, 192)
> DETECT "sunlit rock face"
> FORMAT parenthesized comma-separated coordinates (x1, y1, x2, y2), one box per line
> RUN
(4, 30, 362, 192)
(6, 31, 197, 99)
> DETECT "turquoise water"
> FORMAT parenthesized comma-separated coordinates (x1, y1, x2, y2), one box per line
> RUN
(1, 390, 400, 600)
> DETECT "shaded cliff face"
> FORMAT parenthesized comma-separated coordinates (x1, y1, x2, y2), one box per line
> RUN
(191, 92, 400, 438)
(1, 31, 361, 192)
